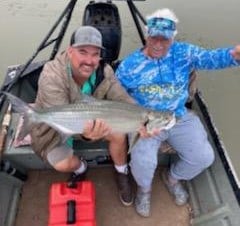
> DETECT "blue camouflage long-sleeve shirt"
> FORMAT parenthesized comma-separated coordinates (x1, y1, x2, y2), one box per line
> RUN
(116, 42, 239, 117)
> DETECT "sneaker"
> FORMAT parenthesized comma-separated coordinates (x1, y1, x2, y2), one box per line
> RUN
(67, 159, 88, 188)
(135, 188, 151, 217)
(162, 169, 189, 206)
(116, 171, 133, 206)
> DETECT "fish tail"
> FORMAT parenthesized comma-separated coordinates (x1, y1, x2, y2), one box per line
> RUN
(2, 92, 35, 140)
(17, 115, 32, 141)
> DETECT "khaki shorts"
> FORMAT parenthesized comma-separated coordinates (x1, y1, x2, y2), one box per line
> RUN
(46, 144, 74, 166)
(30, 123, 73, 166)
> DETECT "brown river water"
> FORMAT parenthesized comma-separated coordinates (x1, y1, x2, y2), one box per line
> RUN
(0, 0, 240, 179)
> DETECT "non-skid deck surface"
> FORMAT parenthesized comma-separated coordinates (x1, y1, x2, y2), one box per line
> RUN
(15, 167, 191, 226)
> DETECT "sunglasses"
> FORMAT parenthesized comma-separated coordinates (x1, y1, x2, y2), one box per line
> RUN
(147, 18, 176, 31)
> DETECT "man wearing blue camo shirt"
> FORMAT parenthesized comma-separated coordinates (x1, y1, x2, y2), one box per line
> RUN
(116, 8, 240, 217)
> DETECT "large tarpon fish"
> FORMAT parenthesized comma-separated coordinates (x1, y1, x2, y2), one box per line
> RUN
(2, 92, 176, 140)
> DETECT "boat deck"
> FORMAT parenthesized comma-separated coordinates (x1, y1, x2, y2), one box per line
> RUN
(15, 167, 191, 226)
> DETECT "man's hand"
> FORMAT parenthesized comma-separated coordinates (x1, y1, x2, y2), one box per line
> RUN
(138, 125, 161, 138)
(230, 45, 240, 60)
(82, 119, 112, 141)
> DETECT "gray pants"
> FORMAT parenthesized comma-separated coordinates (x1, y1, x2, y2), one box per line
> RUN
(130, 111, 215, 190)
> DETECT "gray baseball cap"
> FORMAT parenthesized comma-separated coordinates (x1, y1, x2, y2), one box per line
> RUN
(71, 26, 104, 49)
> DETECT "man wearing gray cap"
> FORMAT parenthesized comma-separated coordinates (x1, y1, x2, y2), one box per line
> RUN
(116, 8, 240, 217)
(30, 26, 134, 206)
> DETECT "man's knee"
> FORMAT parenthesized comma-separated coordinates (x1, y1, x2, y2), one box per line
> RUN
(191, 144, 215, 169)
(203, 145, 215, 168)
(51, 155, 80, 172)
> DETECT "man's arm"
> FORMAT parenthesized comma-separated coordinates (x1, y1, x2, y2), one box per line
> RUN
(35, 63, 70, 108)
(104, 64, 135, 104)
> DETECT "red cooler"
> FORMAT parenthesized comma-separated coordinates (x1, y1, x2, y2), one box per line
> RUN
(48, 181, 96, 226)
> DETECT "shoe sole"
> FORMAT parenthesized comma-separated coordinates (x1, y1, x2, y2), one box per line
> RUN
(136, 210, 150, 218)
(119, 193, 133, 206)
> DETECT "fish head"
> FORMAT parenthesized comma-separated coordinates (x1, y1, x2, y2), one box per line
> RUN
(146, 111, 176, 133)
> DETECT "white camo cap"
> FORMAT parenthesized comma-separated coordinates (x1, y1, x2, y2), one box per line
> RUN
(71, 26, 104, 49)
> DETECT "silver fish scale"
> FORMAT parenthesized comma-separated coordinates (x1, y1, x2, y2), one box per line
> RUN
(42, 100, 148, 114)
(36, 103, 147, 135)
(3, 92, 175, 137)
